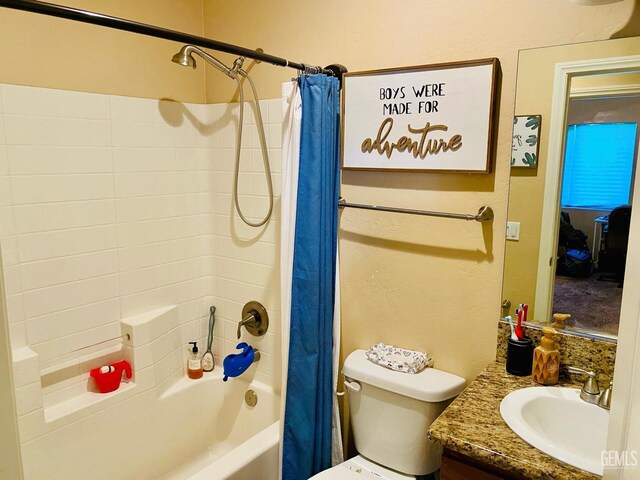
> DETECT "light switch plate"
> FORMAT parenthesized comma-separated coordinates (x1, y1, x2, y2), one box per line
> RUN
(506, 221, 520, 241)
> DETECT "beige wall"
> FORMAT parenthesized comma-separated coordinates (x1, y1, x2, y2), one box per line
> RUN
(0, 1, 207, 103)
(203, 0, 636, 381)
(504, 36, 640, 324)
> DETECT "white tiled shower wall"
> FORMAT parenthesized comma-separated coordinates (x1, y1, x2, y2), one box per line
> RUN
(0, 84, 282, 403)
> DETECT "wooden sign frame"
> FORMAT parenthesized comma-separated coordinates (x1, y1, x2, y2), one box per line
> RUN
(340, 58, 499, 174)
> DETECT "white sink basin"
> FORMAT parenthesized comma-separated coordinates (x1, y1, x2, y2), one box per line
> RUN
(500, 386, 609, 475)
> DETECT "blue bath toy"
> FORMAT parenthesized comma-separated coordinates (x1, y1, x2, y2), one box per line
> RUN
(223, 342, 259, 381)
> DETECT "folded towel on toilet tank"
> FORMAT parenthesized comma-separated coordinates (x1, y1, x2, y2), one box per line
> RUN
(365, 342, 433, 374)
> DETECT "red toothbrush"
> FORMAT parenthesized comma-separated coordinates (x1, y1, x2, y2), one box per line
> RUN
(515, 308, 525, 340)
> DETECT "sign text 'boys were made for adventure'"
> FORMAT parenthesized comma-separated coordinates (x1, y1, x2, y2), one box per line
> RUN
(341, 58, 499, 173)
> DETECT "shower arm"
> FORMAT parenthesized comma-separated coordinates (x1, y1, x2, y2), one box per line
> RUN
(183, 45, 236, 79)
(0, 0, 348, 82)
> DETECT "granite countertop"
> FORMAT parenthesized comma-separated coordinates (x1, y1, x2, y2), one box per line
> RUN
(428, 361, 600, 480)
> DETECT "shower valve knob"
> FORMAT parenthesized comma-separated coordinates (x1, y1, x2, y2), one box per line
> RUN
(237, 301, 269, 339)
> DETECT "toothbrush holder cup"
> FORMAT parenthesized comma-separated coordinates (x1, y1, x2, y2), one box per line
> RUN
(506, 337, 534, 376)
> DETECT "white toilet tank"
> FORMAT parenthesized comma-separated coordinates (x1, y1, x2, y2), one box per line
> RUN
(343, 350, 466, 476)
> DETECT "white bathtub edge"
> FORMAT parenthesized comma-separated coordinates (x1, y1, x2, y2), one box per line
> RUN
(188, 421, 280, 480)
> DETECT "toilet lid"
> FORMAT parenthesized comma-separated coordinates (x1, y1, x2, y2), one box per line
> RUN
(343, 349, 466, 402)
(310, 456, 415, 480)
(311, 467, 369, 479)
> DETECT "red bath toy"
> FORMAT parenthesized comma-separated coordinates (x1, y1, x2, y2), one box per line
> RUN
(90, 360, 132, 393)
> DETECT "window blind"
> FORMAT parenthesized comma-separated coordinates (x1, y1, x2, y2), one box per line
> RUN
(561, 122, 638, 209)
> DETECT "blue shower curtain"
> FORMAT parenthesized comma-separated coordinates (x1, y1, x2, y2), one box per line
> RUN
(282, 74, 341, 480)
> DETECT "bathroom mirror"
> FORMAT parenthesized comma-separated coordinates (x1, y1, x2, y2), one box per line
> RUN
(502, 36, 640, 340)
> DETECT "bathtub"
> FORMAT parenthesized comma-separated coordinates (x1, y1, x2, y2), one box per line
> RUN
(157, 372, 280, 480)
(20, 370, 280, 480)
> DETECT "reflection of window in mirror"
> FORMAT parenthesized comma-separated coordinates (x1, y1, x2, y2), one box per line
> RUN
(553, 72, 639, 337)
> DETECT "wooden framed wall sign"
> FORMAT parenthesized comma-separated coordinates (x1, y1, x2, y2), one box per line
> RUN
(341, 58, 499, 173)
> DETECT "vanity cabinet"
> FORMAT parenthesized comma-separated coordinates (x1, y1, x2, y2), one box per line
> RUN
(441, 450, 516, 480)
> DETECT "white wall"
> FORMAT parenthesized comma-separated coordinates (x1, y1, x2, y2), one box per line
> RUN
(0, 85, 213, 370)
(0, 259, 22, 479)
(0, 84, 282, 475)
(208, 99, 282, 389)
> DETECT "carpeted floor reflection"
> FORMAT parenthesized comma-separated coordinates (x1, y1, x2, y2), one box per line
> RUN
(552, 273, 622, 336)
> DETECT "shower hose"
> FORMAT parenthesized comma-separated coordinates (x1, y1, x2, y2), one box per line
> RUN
(232, 71, 273, 228)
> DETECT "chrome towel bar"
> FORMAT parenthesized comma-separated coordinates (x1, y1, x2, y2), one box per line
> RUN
(338, 197, 493, 222)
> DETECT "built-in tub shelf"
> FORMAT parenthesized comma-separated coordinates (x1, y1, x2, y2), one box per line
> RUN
(39, 334, 129, 377)
(44, 380, 137, 424)
(37, 333, 134, 424)
(12, 305, 187, 439)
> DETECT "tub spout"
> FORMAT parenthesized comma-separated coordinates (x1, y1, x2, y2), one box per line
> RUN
(223, 343, 260, 382)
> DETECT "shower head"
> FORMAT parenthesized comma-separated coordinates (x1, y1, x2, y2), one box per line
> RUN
(171, 45, 236, 79)
(171, 46, 196, 69)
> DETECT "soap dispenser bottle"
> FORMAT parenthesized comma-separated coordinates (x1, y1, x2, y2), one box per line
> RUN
(187, 341, 203, 379)
(532, 327, 560, 385)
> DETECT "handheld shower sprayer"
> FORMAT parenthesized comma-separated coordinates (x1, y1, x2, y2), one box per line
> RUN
(171, 45, 273, 228)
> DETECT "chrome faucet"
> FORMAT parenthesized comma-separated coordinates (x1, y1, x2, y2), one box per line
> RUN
(566, 366, 612, 410)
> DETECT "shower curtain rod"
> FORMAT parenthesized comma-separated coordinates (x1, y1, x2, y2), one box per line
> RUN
(0, 0, 346, 79)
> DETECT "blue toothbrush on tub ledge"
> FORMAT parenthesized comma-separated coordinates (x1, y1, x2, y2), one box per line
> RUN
(223, 343, 260, 381)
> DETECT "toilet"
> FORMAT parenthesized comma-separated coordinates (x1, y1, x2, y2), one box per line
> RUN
(312, 349, 466, 479)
